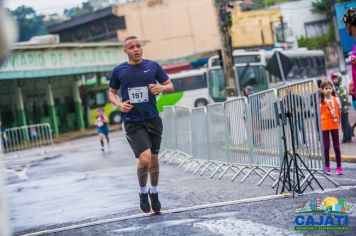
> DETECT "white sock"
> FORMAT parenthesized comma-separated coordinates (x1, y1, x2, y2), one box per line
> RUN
(139, 186, 147, 194)
(150, 186, 158, 193)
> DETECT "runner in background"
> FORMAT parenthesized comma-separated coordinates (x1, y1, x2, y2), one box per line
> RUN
(331, 73, 352, 143)
(96, 108, 110, 152)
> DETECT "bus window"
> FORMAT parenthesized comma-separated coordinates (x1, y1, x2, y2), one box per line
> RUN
(310, 57, 319, 77)
(298, 58, 306, 67)
(296, 58, 307, 78)
(88, 91, 106, 108)
(171, 75, 206, 92)
(317, 56, 325, 67)
(208, 69, 226, 101)
(305, 57, 312, 77)
(317, 56, 326, 75)
(171, 79, 184, 92)
(236, 65, 268, 92)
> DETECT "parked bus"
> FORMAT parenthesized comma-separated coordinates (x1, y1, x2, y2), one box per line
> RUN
(156, 68, 209, 112)
(207, 49, 327, 101)
(80, 69, 209, 126)
(80, 85, 122, 126)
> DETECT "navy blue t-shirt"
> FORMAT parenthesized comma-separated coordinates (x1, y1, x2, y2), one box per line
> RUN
(109, 59, 169, 122)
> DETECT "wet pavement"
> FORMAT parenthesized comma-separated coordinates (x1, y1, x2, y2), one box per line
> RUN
(3, 130, 356, 236)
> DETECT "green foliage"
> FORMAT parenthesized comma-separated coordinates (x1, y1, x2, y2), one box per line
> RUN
(311, 0, 352, 19)
(262, 0, 287, 6)
(250, 0, 296, 10)
(64, 2, 94, 19)
(10, 6, 47, 42)
(298, 25, 335, 50)
(311, 0, 332, 19)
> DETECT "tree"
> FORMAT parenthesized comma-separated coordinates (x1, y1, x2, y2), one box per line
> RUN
(10, 6, 47, 42)
(64, 2, 94, 19)
(311, 0, 351, 20)
(250, 0, 296, 10)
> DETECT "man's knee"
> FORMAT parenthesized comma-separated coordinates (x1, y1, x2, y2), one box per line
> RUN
(149, 154, 159, 166)
(138, 149, 152, 165)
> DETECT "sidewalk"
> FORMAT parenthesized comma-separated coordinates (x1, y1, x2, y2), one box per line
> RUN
(331, 108, 356, 163)
(332, 138, 356, 163)
(52, 124, 121, 144)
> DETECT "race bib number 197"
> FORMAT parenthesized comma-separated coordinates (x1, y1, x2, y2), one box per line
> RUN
(128, 86, 149, 104)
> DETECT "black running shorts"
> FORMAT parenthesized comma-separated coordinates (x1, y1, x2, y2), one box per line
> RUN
(123, 117, 163, 158)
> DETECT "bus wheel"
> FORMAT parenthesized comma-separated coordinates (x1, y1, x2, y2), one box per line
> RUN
(195, 99, 208, 107)
(110, 112, 122, 124)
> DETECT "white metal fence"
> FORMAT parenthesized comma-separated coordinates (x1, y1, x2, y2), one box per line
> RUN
(0, 123, 53, 153)
(160, 79, 338, 188)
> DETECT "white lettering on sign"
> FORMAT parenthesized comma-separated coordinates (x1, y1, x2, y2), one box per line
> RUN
(0, 47, 124, 72)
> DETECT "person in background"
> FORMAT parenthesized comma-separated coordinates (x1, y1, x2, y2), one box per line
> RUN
(343, 8, 356, 96)
(320, 81, 344, 175)
(243, 86, 254, 97)
(0, 120, 7, 148)
(244, 86, 261, 145)
(331, 73, 352, 143)
(96, 108, 110, 152)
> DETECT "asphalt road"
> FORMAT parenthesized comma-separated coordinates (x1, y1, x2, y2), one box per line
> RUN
(3, 130, 356, 236)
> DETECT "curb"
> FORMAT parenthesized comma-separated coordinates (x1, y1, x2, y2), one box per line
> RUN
(330, 154, 356, 163)
(53, 125, 122, 144)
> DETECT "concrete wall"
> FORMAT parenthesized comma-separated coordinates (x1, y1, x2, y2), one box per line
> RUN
(280, 0, 327, 46)
(231, 8, 281, 48)
(115, 0, 220, 60)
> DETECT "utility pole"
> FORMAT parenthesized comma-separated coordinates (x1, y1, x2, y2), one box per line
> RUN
(214, 0, 237, 97)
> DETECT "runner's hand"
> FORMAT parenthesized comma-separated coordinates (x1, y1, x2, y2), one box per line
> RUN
(119, 100, 133, 113)
(149, 84, 162, 95)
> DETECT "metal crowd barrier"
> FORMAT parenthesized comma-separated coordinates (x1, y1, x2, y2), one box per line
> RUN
(206, 103, 236, 179)
(0, 123, 53, 153)
(245, 89, 281, 185)
(190, 106, 216, 175)
(160, 106, 180, 162)
(276, 80, 337, 186)
(161, 106, 176, 150)
(161, 79, 338, 188)
(277, 80, 323, 169)
(191, 107, 209, 161)
(207, 103, 227, 162)
(222, 98, 251, 181)
(175, 106, 192, 156)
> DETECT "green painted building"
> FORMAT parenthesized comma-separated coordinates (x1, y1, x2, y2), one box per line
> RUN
(0, 42, 126, 135)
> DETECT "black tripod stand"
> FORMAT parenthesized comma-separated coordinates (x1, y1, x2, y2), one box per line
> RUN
(273, 100, 324, 198)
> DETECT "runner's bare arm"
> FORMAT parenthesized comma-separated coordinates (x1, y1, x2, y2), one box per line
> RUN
(148, 80, 174, 95)
(103, 115, 109, 123)
(109, 88, 133, 113)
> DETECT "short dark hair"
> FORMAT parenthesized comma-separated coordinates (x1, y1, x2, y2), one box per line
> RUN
(124, 36, 138, 46)
(343, 8, 356, 26)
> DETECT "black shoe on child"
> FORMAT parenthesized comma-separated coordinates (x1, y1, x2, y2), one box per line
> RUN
(148, 188, 161, 214)
(139, 193, 151, 213)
